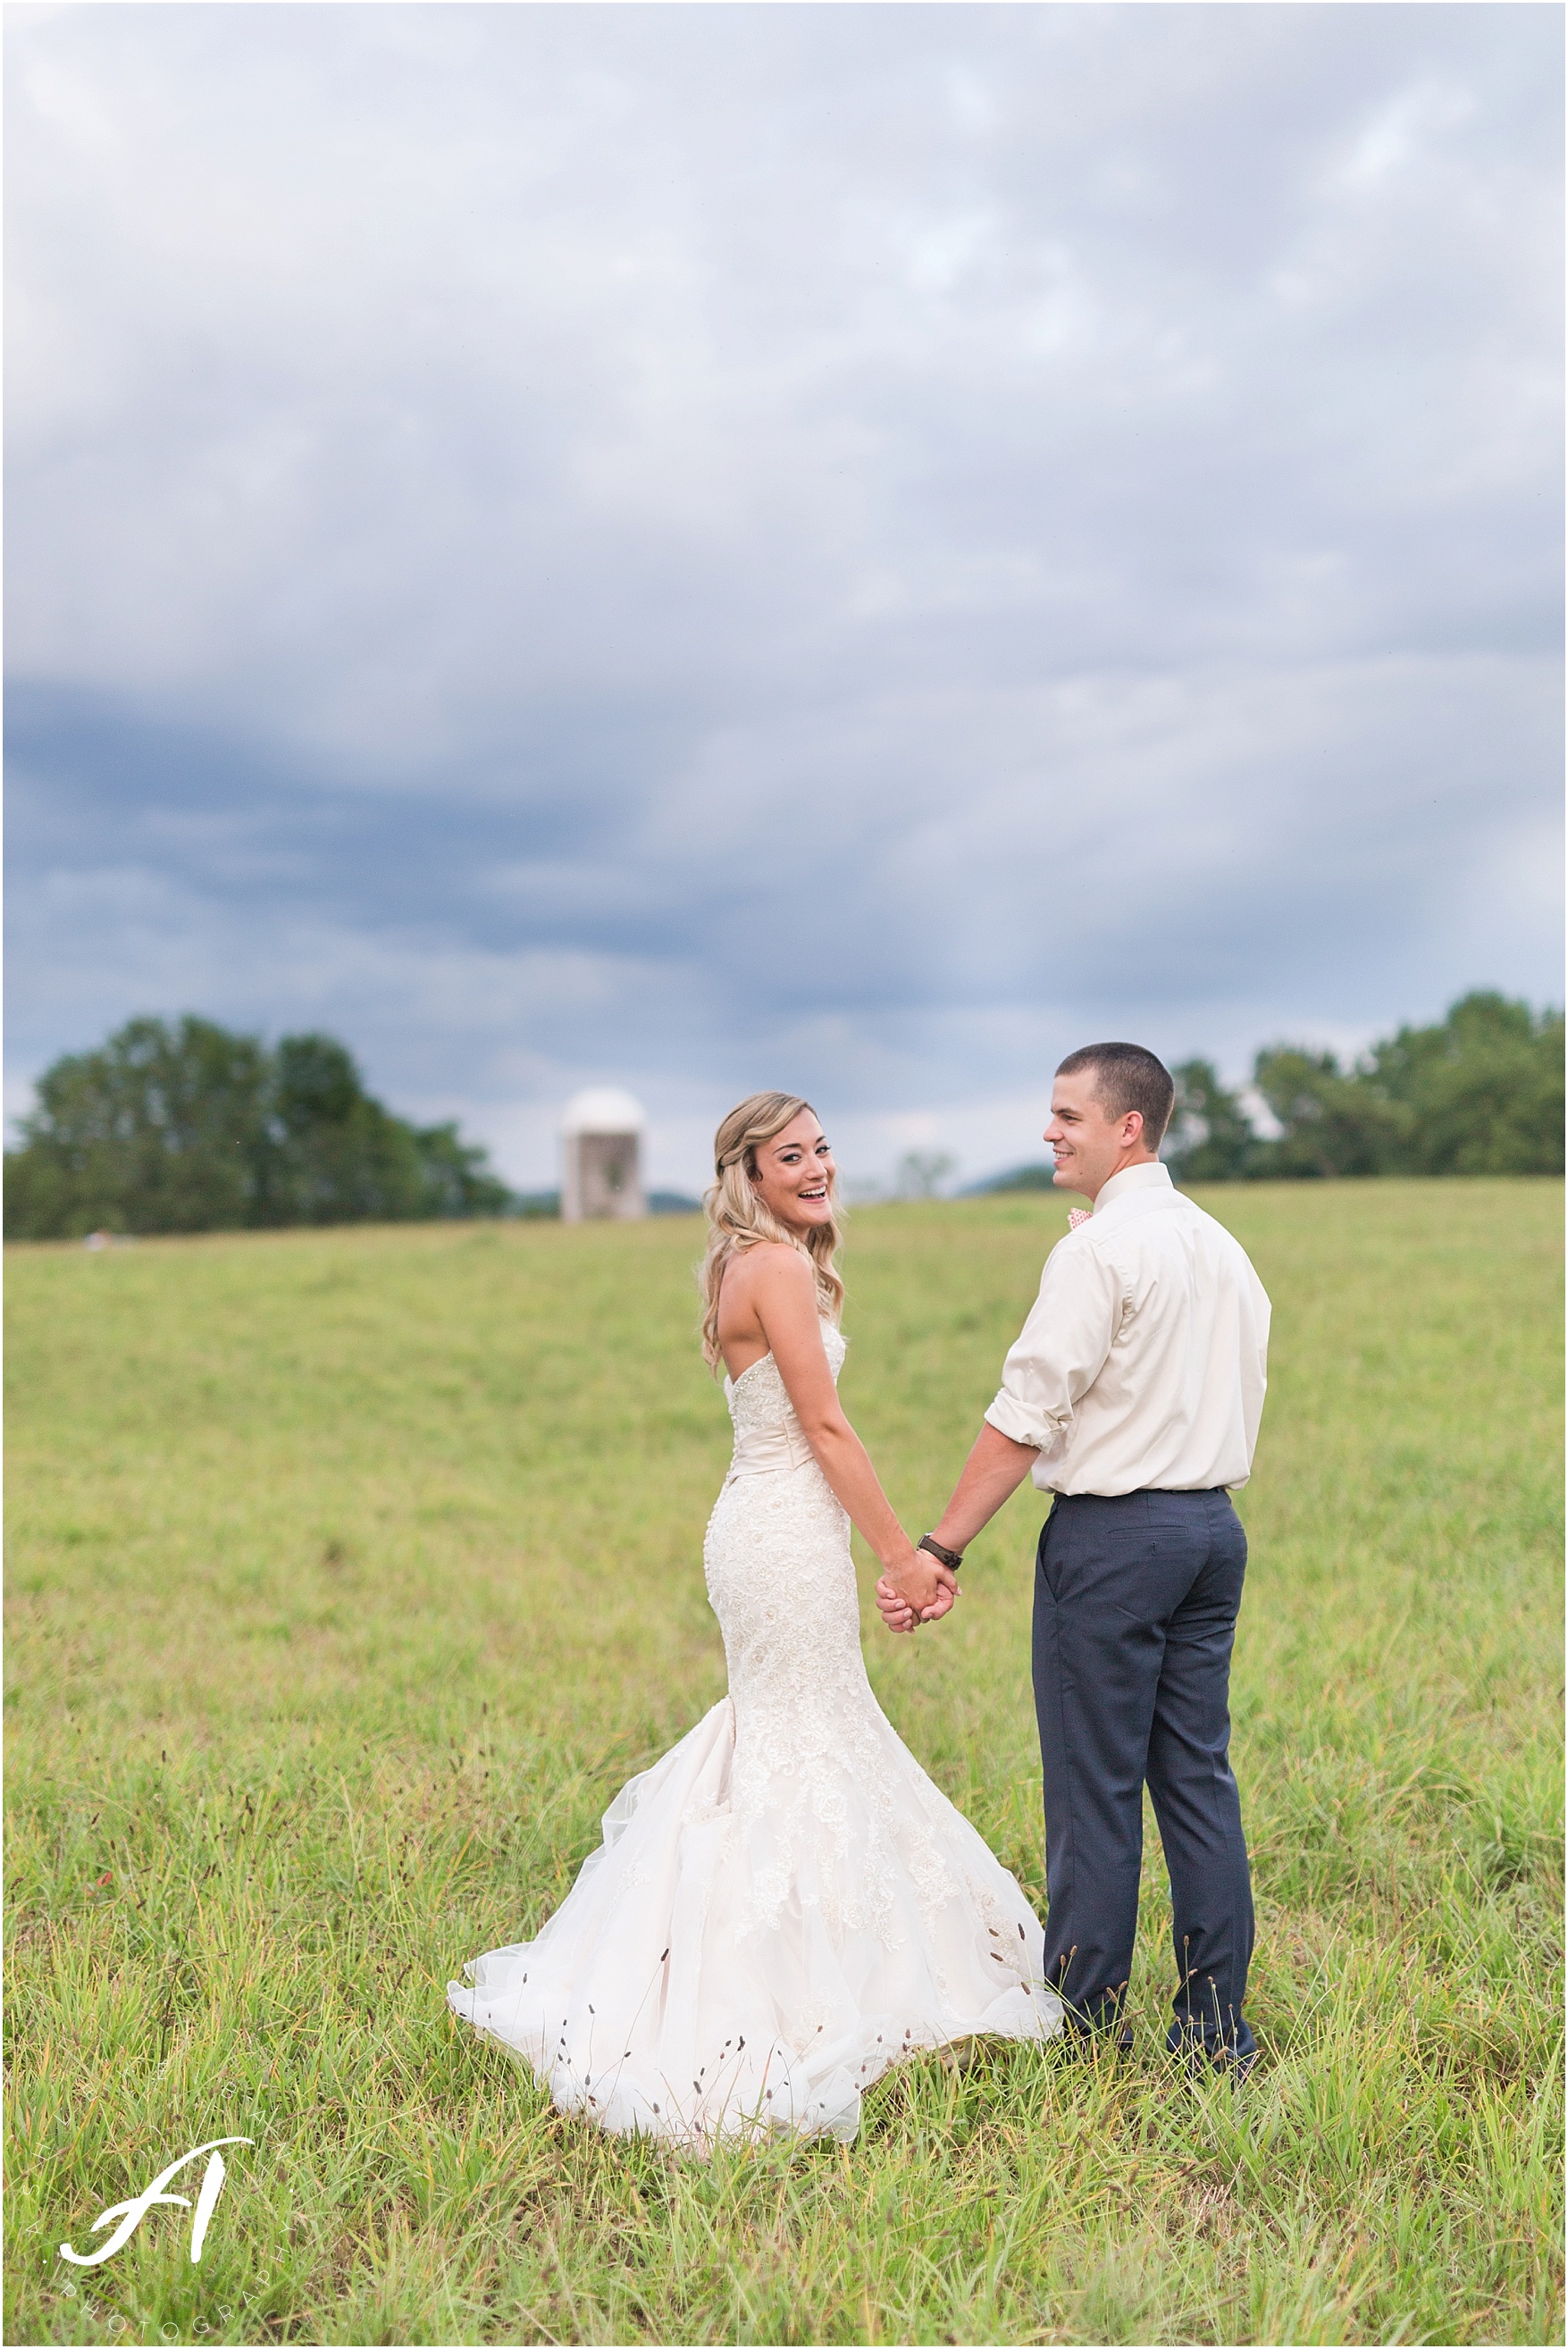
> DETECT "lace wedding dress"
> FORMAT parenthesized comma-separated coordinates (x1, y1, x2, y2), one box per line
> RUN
(448, 1322, 1062, 2146)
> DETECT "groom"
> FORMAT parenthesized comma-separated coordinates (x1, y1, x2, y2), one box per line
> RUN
(877, 1043, 1271, 2070)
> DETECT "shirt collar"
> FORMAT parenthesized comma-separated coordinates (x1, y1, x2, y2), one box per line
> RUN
(1093, 1160, 1174, 1215)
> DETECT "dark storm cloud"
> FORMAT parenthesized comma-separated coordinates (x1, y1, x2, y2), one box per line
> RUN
(6, 4, 1561, 1186)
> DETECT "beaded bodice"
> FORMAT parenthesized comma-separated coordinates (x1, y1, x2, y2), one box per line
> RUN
(722, 1323, 846, 1476)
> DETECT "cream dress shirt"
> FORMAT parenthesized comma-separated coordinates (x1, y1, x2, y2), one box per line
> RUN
(984, 1162, 1270, 1496)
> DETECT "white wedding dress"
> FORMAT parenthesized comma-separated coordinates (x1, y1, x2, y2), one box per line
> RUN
(448, 1321, 1062, 2146)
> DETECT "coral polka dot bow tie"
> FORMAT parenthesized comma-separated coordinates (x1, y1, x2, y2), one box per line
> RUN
(1068, 1208, 1093, 1229)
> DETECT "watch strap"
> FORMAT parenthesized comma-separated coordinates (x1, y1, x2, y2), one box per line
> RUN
(918, 1532, 964, 1571)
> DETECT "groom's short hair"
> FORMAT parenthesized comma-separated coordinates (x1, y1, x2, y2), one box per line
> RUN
(1057, 1042, 1176, 1149)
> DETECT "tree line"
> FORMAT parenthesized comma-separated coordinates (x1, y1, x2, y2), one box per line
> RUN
(4, 989, 1561, 1241)
(4, 1015, 513, 1240)
(983, 991, 1561, 1192)
(1169, 990, 1562, 1181)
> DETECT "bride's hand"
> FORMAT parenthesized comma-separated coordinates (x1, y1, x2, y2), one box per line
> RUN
(876, 1573, 918, 1634)
(876, 1559, 960, 1633)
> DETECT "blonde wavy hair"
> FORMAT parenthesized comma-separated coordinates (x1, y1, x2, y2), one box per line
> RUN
(699, 1092, 845, 1372)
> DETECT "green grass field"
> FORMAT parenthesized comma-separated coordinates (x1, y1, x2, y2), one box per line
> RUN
(5, 1180, 1563, 2347)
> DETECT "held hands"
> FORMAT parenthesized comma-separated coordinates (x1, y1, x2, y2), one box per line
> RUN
(876, 1548, 960, 1636)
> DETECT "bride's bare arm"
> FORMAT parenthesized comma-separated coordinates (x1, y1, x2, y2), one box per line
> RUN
(737, 1246, 955, 1616)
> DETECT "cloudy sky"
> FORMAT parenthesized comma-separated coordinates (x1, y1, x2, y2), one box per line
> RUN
(7, 3, 1562, 1191)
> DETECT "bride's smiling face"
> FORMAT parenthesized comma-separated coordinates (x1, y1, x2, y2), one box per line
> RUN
(749, 1111, 836, 1236)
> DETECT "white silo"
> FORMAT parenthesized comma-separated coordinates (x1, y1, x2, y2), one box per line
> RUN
(560, 1089, 647, 1222)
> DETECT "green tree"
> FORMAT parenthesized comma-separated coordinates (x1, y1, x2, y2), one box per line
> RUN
(265, 1033, 426, 1224)
(408, 1121, 516, 1220)
(1247, 994, 1564, 1180)
(1250, 1045, 1410, 1179)
(5, 1016, 515, 1239)
(1366, 991, 1564, 1175)
(4, 1015, 271, 1238)
(1165, 1060, 1262, 1183)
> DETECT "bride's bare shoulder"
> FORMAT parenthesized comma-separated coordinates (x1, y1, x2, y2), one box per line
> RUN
(719, 1241, 812, 1308)
(742, 1239, 812, 1279)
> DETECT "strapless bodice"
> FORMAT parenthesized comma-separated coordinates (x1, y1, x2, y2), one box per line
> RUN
(723, 1321, 846, 1477)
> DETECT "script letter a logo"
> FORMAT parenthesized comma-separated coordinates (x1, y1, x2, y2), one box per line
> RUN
(60, 2138, 254, 2268)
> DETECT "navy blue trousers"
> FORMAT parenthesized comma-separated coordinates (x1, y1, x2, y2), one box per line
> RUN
(1033, 1488, 1255, 2063)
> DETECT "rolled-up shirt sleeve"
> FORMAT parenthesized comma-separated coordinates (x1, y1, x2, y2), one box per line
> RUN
(984, 1236, 1127, 1459)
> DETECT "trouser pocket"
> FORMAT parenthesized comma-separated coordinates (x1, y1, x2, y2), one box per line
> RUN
(1036, 1506, 1065, 1601)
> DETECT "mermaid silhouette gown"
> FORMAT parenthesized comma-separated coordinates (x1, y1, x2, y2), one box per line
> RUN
(448, 1321, 1062, 2145)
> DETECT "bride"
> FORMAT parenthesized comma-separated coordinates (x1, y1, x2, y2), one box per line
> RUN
(448, 1092, 1062, 2145)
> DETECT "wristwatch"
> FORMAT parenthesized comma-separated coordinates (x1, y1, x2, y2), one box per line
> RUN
(917, 1532, 964, 1571)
